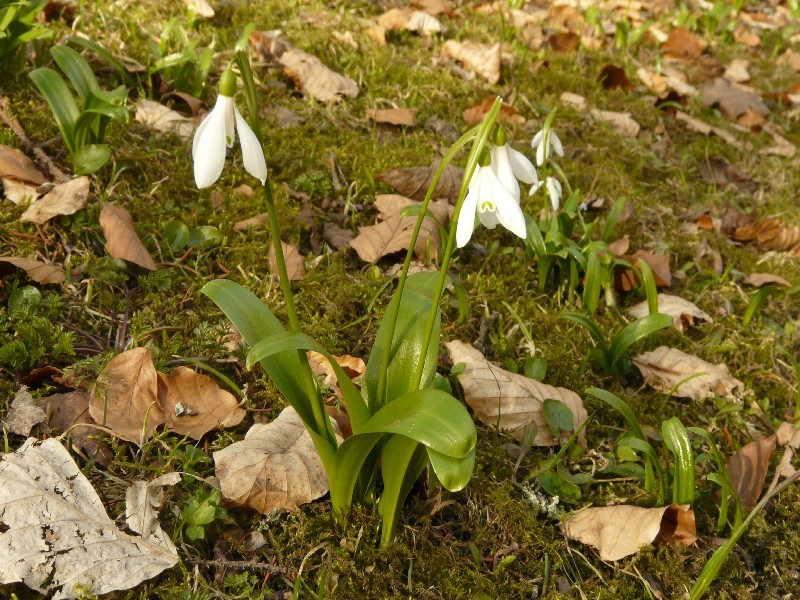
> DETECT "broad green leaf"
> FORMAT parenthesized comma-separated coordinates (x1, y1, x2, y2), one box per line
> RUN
(543, 399, 574, 440)
(163, 220, 190, 252)
(364, 271, 441, 409)
(29, 67, 79, 152)
(378, 435, 428, 547)
(73, 144, 110, 175)
(617, 435, 665, 503)
(427, 446, 475, 491)
(187, 225, 221, 249)
(538, 471, 581, 501)
(608, 312, 672, 368)
(329, 432, 385, 514)
(51, 45, 99, 101)
(65, 35, 134, 85)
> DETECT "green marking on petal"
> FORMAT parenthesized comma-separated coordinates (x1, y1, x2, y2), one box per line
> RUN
(480, 200, 495, 212)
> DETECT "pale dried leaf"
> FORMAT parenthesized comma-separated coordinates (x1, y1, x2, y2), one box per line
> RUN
(268, 241, 306, 280)
(560, 92, 588, 110)
(441, 40, 501, 84)
(280, 47, 358, 103)
(135, 100, 194, 140)
(3, 179, 39, 205)
(724, 58, 751, 83)
(213, 406, 342, 514)
(727, 435, 776, 508)
(675, 110, 743, 149)
(99, 204, 158, 270)
(411, 0, 451, 15)
(733, 25, 761, 47)
(633, 346, 744, 400)
(126, 472, 181, 546)
(760, 122, 796, 158)
(88, 348, 166, 445)
(184, 0, 213, 17)
(0, 438, 178, 598)
(307, 350, 365, 400)
(744, 272, 791, 288)
(590, 109, 640, 137)
(0, 257, 65, 284)
(20, 177, 89, 224)
(377, 160, 464, 202)
(562, 504, 696, 561)
(373, 194, 450, 222)
(36, 390, 111, 465)
(366, 108, 418, 127)
(462, 98, 525, 126)
(157, 367, 245, 439)
(234, 212, 268, 230)
(405, 10, 444, 34)
(662, 27, 708, 59)
(376, 7, 409, 29)
(734, 217, 800, 255)
(2, 387, 46, 436)
(0, 144, 46, 185)
(701, 78, 769, 119)
(627, 294, 712, 332)
(446, 340, 587, 445)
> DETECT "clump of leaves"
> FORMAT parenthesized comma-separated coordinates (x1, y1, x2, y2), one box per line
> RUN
(182, 488, 226, 541)
(0, 0, 52, 64)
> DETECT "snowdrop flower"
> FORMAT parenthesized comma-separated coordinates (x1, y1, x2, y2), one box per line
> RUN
(531, 128, 564, 166)
(456, 130, 536, 248)
(192, 69, 267, 189)
(531, 176, 563, 211)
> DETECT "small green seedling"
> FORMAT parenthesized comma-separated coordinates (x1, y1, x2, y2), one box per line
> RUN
(183, 488, 225, 541)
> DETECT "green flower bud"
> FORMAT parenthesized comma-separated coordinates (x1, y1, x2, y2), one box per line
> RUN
(219, 69, 237, 97)
(494, 125, 508, 147)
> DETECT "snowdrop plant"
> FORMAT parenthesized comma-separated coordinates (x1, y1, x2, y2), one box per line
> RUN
(199, 47, 516, 546)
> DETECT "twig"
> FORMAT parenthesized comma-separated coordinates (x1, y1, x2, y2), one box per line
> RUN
(0, 93, 70, 183)
(185, 558, 288, 574)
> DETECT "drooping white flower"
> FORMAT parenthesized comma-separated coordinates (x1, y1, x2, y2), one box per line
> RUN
(530, 176, 563, 211)
(192, 70, 267, 189)
(531, 128, 564, 166)
(456, 141, 533, 248)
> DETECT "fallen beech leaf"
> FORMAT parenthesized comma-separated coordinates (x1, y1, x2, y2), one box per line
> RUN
(36, 390, 112, 465)
(126, 472, 181, 545)
(590, 109, 640, 137)
(562, 503, 696, 561)
(777, 48, 800, 71)
(184, 0, 213, 18)
(373, 194, 450, 222)
(234, 213, 268, 230)
(268, 241, 306, 280)
(733, 25, 760, 47)
(366, 107, 418, 127)
(405, 10, 444, 34)
(633, 346, 744, 400)
(213, 406, 342, 513)
(323, 221, 355, 249)
(307, 350, 365, 400)
(376, 7, 409, 29)
(377, 160, 464, 202)
(0, 144, 47, 185)
(560, 92, 588, 110)
(88, 348, 166, 445)
(134, 100, 194, 140)
(548, 5, 585, 33)
(627, 294, 712, 332)
(633, 250, 672, 286)
(724, 58, 751, 83)
(20, 176, 89, 224)
(157, 367, 245, 439)
(0, 438, 179, 598)
(599, 64, 633, 91)
(698, 156, 750, 186)
(2, 387, 46, 436)
(548, 31, 580, 52)
(441, 40, 501, 84)
(760, 122, 796, 158)
(734, 217, 800, 255)
(463, 98, 525, 126)
(446, 340, 587, 445)
(0, 257, 65, 284)
(727, 435, 776, 508)
(744, 272, 791, 288)
(99, 204, 158, 270)
(662, 27, 707, 59)
(3, 179, 39, 205)
(701, 78, 769, 120)
(675, 110, 743, 149)
(411, 0, 451, 15)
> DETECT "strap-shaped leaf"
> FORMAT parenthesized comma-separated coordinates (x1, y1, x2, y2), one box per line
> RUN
(73, 144, 110, 175)
(364, 271, 440, 410)
(28, 67, 79, 152)
(329, 432, 384, 514)
(51, 45, 99, 101)
(427, 446, 475, 492)
(378, 435, 428, 546)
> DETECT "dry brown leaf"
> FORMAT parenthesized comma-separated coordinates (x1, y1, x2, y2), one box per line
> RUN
(134, 100, 194, 140)
(0, 144, 47, 185)
(411, 0, 451, 15)
(88, 348, 166, 445)
(701, 78, 769, 120)
(213, 406, 342, 514)
(2, 387, 46, 436)
(760, 122, 797, 157)
(548, 31, 581, 52)
(627, 294, 712, 332)
(562, 503, 696, 561)
(733, 25, 761, 47)
(744, 272, 791, 288)
(675, 110, 743, 149)
(734, 217, 800, 255)
(323, 221, 355, 249)
(560, 92, 588, 110)
(441, 40, 501, 84)
(373, 194, 450, 222)
(0, 257, 65, 284)
(405, 10, 444, 34)
(724, 58, 751, 83)
(99, 204, 157, 270)
(0, 438, 179, 598)
(548, 5, 585, 33)
(36, 390, 112, 465)
(366, 108, 418, 127)
(698, 156, 750, 186)
(156, 367, 245, 440)
(233, 213, 268, 230)
(20, 177, 89, 224)
(307, 350, 365, 401)
(777, 48, 800, 71)
(727, 435, 776, 508)
(462, 98, 525, 126)
(599, 64, 633, 91)
(377, 160, 464, 202)
(376, 7, 409, 29)
(633, 346, 744, 400)
(281, 48, 358, 103)
(125, 472, 181, 547)
(590, 109, 640, 137)
(3, 179, 39, 205)
(268, 241, 306, 280)
(662, 27, 708, 59)
(446, 340, 587, 445)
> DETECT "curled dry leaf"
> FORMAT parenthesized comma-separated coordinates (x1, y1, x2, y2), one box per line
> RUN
(184, 0, 213, 18)
(734, 217, 800, 255)
(307, 350, 365, 401)
(0, 144, 47, 185)
(662, 27, 708, 59)
(366, 107, 418, 127)
(377, 160, 464, 202)
(99, 204, 158, 270)
(323, 221, 355, 249)
(0, 438, 179, 598)
(560, 92, 588, 110)
(214, 406, 343, 514)
(446, 340, 587, 445)
(441, 40, 501, 84)
(633, 346, 744, 401)
(701, 78, 769, 120)
(3, 178, 39, 205)
(268, 241, 306, 280)
(744, 272, 791, 288)
(724, 58, 751, 83)
(126, 472, 181, 546)
(590, 109, 640, 137)
(0, 257, 65, 284)
(36, 390, 112, 465)
(2, 387, 46, 436)
(134, 99, 194, 140)
(20, 176, 89, 224)
(548, 31, 580, 52)
(157, 367, 245, 440)
(463, 97, 525, 126)
(376, 7, 410, 29)
(627, 293, 712, 332)
(562, 504, 697, 561)
(405, 10, 444, 34)
(599, 64, 633, 91)
(727, 435, 776, 508)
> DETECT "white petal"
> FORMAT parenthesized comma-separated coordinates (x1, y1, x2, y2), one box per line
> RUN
(546, 177, 562, 211)
(478, 209, 500, 229)
(494, 184, 527, 239)
(531, 130, 543, 150)
(529, 180, 544, 196)
(507, 146, 538, 185)
(193, 100, 228, 189)
(536, 141, 546, 166)
(222, 96, 235, 148)
(234, 105, 267, 184)
(550, 131, 564, 157)
(490, 146, 520, 198)
(456, 179, 480, 248)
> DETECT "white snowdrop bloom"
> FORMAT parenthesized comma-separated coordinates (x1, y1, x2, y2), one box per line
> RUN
(531, 128, 564, 166)
(531, 176, 563, 211)
(192, 70, 267, 189)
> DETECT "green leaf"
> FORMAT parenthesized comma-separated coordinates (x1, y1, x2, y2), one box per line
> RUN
(617, 435, 665, 503)
(582, 250, 602, 314)
(187, 225, 221, 249)
(636, 259, 659, 315)
(538, 472, 581, 501)
(543, 399, 574, 441)
(163, 219, 190, 252)
(72, 144, 110, 174)
(607, 312, 672, 368)
(662, 417, 695, 505)
(51, 45, 99, 101)
(364, 271, 441, 409)
(28, 67, 79, 152)
(427, 446, 475, 491)
(602, 197, 627, 242)
(524, 357, 547, 381)
(65, 35, 134, 85)
(585, 387, 644, 439)
(378, 435, 428, 547)
(329, 432, 385, 514)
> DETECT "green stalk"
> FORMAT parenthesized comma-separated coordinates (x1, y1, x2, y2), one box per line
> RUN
(411, 98, 503, 389)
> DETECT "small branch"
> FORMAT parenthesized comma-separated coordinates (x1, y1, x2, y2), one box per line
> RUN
(185, 558, 288, 574)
